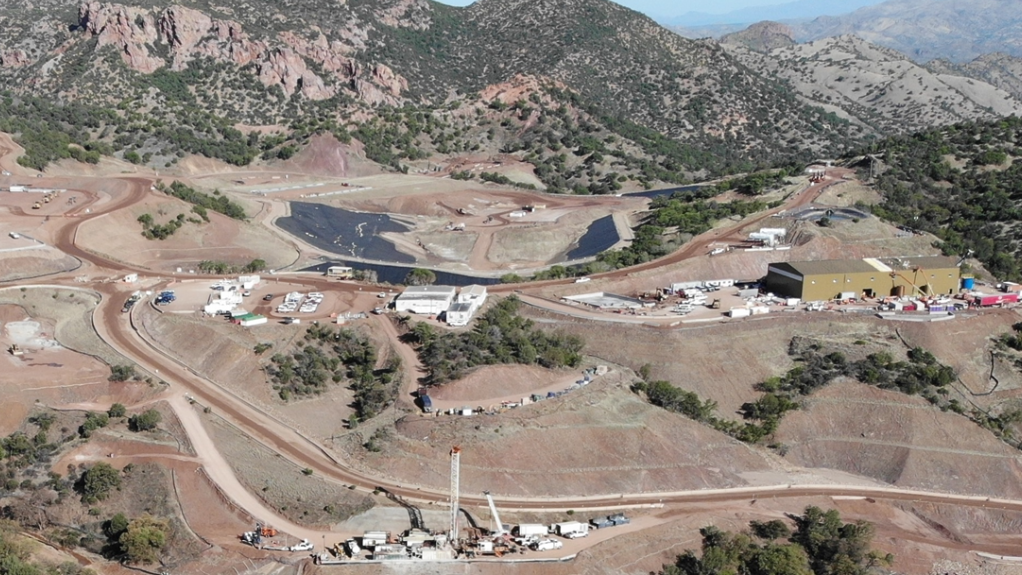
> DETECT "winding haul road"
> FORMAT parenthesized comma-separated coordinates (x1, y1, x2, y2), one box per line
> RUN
(5, 153, 1022, 557)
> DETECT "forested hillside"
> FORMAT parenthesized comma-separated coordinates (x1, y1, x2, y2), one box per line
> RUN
(0, 0, 865, 181)
(865, 117, 1022, 280)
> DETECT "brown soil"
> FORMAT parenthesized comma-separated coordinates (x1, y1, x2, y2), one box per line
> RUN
(135, 302, 388, 441)
(205, 412, 376, 529)
(428, 364, 578, 404)
(343, 371, 774, 498)
(279, 134, 382, 178)
(0, 301, 151, 435)
(0, 247, 80, 282)
(308, 181, 646, 271)
(75, 193, 298, 273)
(777, 381, 1022, 498)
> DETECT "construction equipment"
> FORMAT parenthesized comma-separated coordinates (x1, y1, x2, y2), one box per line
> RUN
(8, 344, 23, 356)
(450, 447, 461, 541)
(711, 298, 721, 309)
(484, 491, 506, 537)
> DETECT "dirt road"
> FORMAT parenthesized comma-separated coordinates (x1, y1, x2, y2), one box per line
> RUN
(12, 157, 1022, 559)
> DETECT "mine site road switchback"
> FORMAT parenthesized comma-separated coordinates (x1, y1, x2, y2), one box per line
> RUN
(13, 167, 1016, 550)
(84, 282, 1022, 546)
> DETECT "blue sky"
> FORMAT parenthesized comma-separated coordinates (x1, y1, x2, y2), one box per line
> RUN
(434, 0, 884, 20)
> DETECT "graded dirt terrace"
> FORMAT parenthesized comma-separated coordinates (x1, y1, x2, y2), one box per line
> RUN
(75, 193, 299, 273)
(0, 304, 126, 434)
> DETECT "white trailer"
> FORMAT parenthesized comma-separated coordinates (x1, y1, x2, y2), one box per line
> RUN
(729, 307, 751, 318)
(514, 524, 549, 537)
(240, 316, 268, 327)
(551, 521, 588, 538)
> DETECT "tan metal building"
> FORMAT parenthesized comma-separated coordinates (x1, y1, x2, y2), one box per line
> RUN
(765, 256, 961, 301)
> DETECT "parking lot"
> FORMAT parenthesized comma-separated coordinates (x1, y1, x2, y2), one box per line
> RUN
(152, 279, 386, 322)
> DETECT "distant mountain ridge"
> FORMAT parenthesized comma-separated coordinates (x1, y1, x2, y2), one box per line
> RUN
(661, 0, 881, 27)
(789, 0, 1022, 63)
(720, 34, 1022, 136)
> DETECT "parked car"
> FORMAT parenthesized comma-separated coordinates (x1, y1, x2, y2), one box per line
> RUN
(263, 294, 274, 301)
(242, 290, 251, 297)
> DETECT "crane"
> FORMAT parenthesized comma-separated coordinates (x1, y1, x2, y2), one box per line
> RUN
(484, 491, 506, 537)
(450, 447, 461, 541)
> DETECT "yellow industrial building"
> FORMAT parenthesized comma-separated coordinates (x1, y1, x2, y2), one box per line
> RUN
(765, 256, 961, 301)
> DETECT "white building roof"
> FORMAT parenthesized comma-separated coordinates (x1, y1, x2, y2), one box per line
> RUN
(399, 285, 456, 300)
(460, 284, 487, 297)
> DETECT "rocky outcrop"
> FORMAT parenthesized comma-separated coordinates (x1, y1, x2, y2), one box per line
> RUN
(259, 48, 335, 100)
(78, 1, 164, 73)
(372, 63, 408, 96)
(0, 50, 30, 68)
(75, 1, 406, 103)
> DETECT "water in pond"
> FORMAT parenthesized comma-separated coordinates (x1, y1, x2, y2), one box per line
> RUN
(625, 184, 707, 200)
(276, 203, 416, 264)
(566, 215, 619, 259)
(299, 261, 503, 287)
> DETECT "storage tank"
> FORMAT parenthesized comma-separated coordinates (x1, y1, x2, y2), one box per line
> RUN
(961, 277, 975, 290)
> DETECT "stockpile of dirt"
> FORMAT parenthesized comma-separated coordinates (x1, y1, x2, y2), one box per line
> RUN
(776, 381, 1022, 498)
(353, 372, 773, 497)
(75, 194, 298, 272)
(280, 134, 381, 178)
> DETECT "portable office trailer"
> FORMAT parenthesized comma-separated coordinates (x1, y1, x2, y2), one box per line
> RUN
(327, 266, 353, 278)
(514, 524, 549, 537)
(551, 522, 588, 537)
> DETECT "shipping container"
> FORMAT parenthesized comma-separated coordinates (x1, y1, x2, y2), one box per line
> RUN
(240, 316, 267, 327)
